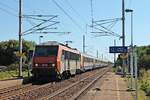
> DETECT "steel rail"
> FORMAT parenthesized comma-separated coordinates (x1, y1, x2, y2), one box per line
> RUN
(0, 82, 52, 99)
(69, 68, 109, 100)
(39, 68, 109, 100)
(0, 83, 32, 95)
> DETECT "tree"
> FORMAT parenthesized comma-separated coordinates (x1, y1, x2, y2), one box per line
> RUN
(0, 40, 36, 66)
(116, 54, 122, 66)
(116, 45, 150, 70)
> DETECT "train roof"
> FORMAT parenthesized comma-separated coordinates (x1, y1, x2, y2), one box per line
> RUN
(38, 41, 74, 48)
(37, 41, 80, 54)
(37, 41, 102, 60)
(38, 41, 61, 46)
(81, 53, 97, 59)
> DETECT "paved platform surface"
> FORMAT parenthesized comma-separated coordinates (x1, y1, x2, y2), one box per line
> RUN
(79, 72, 133, 100)
(0, 78, 23, 89)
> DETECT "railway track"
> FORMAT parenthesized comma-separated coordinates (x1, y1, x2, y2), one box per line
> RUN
(70, 68, 110, 100)
(39, 67, 110, 100)
(0, 83, 32, 95)
(0, 84, 39, 99)
(0, 67, 110, 100)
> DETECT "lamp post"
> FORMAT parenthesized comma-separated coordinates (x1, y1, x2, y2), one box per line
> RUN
(125, 9, 133, 47)
(39, 36, 43, 44)
(125, 9, 134, 89)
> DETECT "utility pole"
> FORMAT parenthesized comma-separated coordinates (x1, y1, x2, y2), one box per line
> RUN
(114, 40, 116, 67)
(101, 54, 103, 60)
(83, 35, 85, 53)
(122, 0, 125, 46)
(19, 0, 23, 77)
(122, 0, 126, 76)
(91, 0, 94, 32)
(86, 24, 88, 34)
(97, 50, 98, 58)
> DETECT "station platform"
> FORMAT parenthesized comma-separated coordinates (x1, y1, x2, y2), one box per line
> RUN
(79, 71, 133, 100)
(0, 78, 23, 89)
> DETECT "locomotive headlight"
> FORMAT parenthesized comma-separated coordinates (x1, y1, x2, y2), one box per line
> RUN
(35, 64, 38, 67)
(52, 64, 55, 67)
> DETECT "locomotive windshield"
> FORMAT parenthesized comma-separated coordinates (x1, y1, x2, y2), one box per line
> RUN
(34, 46, 58, 56)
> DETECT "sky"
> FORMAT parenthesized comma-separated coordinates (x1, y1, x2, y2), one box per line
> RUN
(0, 0, 150, 61)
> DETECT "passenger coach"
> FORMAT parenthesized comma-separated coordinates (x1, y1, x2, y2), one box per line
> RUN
(32, 41, 104, 81)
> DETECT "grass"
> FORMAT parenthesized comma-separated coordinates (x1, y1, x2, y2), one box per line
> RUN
(138, 89, 148, 100)
(124, 69, 150, 100)
(0, 70, 31, 80)
(112, 67, 116, 73)
(136, 69, 150, 100)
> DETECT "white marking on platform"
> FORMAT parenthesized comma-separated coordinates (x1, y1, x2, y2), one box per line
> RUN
(116, 77, 120, 100)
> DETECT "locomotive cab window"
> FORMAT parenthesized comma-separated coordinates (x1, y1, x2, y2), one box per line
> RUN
(34, 46, 58, 56)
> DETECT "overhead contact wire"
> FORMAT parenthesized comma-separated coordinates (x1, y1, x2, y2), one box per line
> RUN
(52, 0, 84, 32)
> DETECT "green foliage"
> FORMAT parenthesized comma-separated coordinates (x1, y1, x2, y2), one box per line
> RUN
(115, 54, 122, 66)
(139, 69, 150, 96)
(0, 70, 31, 80)
(140, 80, 150, 95)
(0, 40, 36, 66)
(137, 45, 150, 70)
(0, 40, 18, 65)
(0, 70, 17, 80)
(112, 67, 116, 73)
(116, 45, 150, 70)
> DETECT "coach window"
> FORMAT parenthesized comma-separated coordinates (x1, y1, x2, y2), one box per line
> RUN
(76, 54, 80, 61)
(70, 53, 72, 60)
(70, 52, 74, 60)
(61, 50, 65, 61)
(64, 51, 70, 59)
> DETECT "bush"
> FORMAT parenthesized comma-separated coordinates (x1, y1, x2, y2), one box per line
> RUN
(141, 80, 150, 95)
(7, 63, 18, 70)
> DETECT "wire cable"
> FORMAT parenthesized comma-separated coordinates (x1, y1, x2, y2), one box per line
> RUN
(0, 1, 17, 12)
(91, 0, 94, 26)
(94, 22, 121, 37)
(65, 0, 87, 24)
(0, 6, 17, 17)
(51, 0, 84, 31)
(23, 15, 57, 34)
